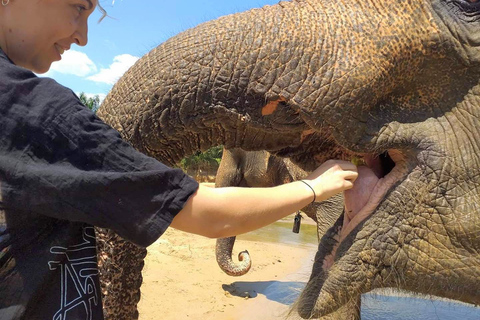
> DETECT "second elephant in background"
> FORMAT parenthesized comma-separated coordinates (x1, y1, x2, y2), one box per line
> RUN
(214, 148, 359, 320)
(214, 147, 344, 276)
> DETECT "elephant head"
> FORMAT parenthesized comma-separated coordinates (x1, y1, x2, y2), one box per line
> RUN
(97, 0, 480, 318)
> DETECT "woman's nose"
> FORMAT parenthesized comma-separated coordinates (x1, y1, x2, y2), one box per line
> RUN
(73, 21, 89, 46)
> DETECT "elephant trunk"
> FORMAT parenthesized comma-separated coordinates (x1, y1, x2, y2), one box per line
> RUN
(97, 1, 343, 171)
(215, 236, 251, 276)
(95, 228, 145, 320)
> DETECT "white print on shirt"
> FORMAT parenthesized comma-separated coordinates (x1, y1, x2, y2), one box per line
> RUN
(48, 226, 99, 320)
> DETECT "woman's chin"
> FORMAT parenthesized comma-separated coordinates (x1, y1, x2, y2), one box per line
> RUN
(31, 62, 54, 75)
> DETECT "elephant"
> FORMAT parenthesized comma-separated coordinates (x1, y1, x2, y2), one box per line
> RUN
(96, 0, 480, 318)
(215, 148, 359, 320)
(215, 147, 344, 276)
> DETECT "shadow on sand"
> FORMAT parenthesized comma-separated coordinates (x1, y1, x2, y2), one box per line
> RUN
(222, 280, 305, 305)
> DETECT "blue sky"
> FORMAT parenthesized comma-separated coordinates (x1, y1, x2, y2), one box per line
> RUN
(43, 0, 279, 101)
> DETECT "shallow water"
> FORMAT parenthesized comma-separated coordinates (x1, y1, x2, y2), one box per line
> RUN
(362, 293, 480, 320)
(238, 216, 480, 319)
(237, 214, 318, 249)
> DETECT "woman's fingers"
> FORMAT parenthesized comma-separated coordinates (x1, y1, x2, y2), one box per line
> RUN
(341, 169, 359, 182)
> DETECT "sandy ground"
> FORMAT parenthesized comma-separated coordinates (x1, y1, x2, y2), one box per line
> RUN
(137, 217, 480, 320)
(138, 226, 315, 320)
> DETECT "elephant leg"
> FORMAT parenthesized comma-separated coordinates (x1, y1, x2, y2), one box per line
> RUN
(96, 227, 146, 320)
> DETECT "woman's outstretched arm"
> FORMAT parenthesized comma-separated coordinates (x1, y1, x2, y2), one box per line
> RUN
(171, 159, 358, 238)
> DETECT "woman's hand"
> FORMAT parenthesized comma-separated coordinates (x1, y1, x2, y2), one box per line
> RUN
(303, 159, 358, 202)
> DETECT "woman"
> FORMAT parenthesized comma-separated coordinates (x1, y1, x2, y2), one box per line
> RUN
(0, 0, 358, 319)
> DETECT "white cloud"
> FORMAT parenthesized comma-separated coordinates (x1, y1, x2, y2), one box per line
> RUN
(46, 50, 97, 77)
(87, 54, 139, 85)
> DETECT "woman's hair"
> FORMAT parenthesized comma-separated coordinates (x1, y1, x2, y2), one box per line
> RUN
(97, 2, 107, 22)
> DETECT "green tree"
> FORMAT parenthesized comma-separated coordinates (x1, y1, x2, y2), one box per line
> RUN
(78, 92, 101, 113)
(179, 145, 223, 173)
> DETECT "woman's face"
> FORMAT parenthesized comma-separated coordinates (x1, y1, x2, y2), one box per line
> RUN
(0, 0, 97, 73)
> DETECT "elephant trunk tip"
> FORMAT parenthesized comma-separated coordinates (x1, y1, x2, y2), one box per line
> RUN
(238, 250, 249, 262)
(216, 237, 252, 276)
(224, 250, 251, 277)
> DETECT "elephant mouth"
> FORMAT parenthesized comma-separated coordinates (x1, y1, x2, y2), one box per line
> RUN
(321, 149, 409, 271)
(296, 149, 411, 318)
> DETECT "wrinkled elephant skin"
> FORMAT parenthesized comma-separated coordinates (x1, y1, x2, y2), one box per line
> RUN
(215, 235, 251, 277)
(97, 0, 480, 318)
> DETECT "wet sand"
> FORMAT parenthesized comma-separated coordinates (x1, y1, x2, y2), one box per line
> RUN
(138, 225, 315, 320)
